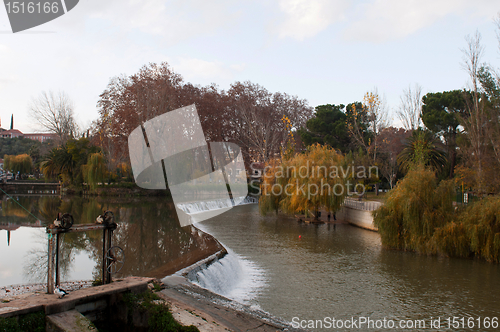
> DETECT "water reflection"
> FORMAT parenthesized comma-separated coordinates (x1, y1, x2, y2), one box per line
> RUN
(0, 195, 222, 287)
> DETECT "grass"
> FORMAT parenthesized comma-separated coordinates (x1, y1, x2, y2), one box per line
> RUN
(96, 288, 200, 332)
(0, 311, 45, 332)
(360, 191, 388, 203)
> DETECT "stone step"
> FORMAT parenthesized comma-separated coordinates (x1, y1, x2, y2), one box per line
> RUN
(46, 309, 97, 332)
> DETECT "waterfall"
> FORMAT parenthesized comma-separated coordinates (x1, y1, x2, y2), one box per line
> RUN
(187, 249, 266, 305)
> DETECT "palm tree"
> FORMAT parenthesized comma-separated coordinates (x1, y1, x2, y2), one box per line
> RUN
(397, 129, 447, 172)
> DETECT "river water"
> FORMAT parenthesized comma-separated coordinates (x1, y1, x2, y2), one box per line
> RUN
(1, 195, 500, 331)
(194, 204, 500, 331)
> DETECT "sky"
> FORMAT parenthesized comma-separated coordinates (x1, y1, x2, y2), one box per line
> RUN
(0, 0, 499, 134)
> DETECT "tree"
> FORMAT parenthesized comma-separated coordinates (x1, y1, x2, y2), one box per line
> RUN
(397, 129, 447, 173)
(422, 90, 467, 178)
(41, 137, 100, 185)
(96, 62, 313, 169)
(374, 165, 455, 252)
(29, 91, 78, 144)
(3, 154, 33, 175)
(397, 84, 423, 131)
(459, 31, 487, 193)
(259, 144, 346, 220)
(298, 104, 351, 153)
(346, 91, 388, 162)
(82, 152, 107, 191)
(376, 127, 411, 189)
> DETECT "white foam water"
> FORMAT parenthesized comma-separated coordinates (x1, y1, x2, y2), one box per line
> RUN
(190, 223, 266, 305)
(176, 196, 258, 214)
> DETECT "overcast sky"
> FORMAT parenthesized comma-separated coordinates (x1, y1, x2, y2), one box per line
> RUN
(0, 0, 499, 133)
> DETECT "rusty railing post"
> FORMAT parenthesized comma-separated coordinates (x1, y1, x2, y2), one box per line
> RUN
(102, 228, 108, 285)
(55, 233, 60, 287)
(47, 232, 56, 294)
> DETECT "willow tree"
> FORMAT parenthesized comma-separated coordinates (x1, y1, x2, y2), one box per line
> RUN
(259, 144, 346, 219)
(82, 152, 107, 191)
(3, 154, 33, 175)
(373, 165, 455, 252)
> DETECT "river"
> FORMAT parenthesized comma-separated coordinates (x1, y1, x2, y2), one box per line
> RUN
(1, 195, 500, 331)
(193, 204, 500, 331)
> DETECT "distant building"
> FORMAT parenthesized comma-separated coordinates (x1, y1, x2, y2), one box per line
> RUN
(0, 116, 57, 142)
(22, 133, 58, 142)
(0, 129, 23, 138)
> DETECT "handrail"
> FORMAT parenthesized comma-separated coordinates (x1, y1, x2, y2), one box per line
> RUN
(343, 198, 382, 211)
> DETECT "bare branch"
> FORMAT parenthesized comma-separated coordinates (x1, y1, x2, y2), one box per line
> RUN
(29, 91, 78, 144)
(397, 83, 423, 131)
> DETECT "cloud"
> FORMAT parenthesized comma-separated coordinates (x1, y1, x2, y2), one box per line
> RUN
(276, 0, 349, 40)
(342, 0, 498, 43)
(60, 0, 242, 45)
(172, 58, 246, 81)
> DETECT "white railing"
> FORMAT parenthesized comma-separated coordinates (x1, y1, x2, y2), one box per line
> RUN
(343, 197, 382, 211)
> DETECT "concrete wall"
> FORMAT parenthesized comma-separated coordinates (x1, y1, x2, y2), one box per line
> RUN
(337, 205, 379, 231)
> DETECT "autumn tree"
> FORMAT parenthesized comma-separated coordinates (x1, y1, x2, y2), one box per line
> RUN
(29, 91, 78, 144)
(95, 62, 313, 172)
(259, 144, 345, 219)
(346, 91, 388, 162)
(225, 81, 312, 163)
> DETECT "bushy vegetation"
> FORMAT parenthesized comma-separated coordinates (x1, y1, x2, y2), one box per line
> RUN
(434, 197, 500, 262)
(0, 311, 45, 332)
(0, 137, 41, 156)
(373, 165, 455, 253)
(260, 144, 346, 219)
(122, 291, 199, 332)
(374, 165, 500, 262)
(3, 154, 33, 175)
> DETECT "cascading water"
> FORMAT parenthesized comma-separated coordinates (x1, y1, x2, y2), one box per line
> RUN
(188, 249, 266, 305)
(177, 195, 258, 214)
(190, 222, 266, 305)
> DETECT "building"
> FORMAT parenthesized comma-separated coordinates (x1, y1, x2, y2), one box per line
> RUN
(22, 133, 58, 142)
(0, 129, 23, 138)
(0, 115, 57, 142)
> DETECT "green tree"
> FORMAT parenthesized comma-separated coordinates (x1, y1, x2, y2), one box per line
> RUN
(422, 90, 467, 177)
(374, 165, 455, 252)
(3, 154, 33, 175)
(298, 104, 350, 153)
(40, 137, 101, 185)
(82, 152, 107, 191)
(397, 130, 447, 173)
(0, 137, 41, 156)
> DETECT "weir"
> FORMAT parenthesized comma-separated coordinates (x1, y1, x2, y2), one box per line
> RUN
(176, 196, 258, 214)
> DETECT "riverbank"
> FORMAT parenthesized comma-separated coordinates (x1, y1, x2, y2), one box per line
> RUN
(0, 225, 300, 331)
